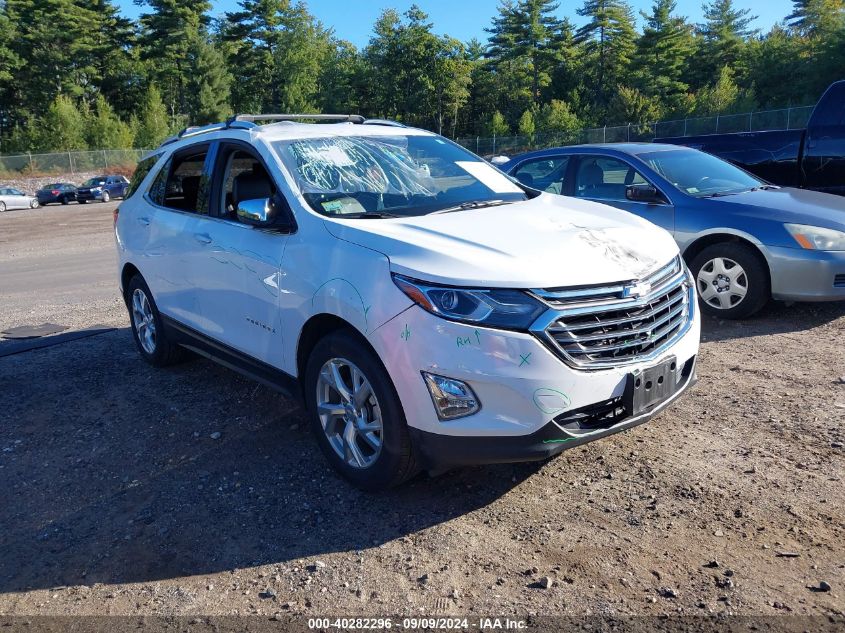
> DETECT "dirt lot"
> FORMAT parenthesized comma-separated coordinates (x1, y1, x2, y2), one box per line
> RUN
(0, 203, 843, 622)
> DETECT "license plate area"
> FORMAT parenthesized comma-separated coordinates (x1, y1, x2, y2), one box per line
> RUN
(624, 356, 678, 417)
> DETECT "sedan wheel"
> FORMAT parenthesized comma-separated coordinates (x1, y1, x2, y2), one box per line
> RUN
(315, 358, 383, 469)
(30, 199, 39, 208)
(0, 201, 5, 212)
(690, 242, 769, 319)
(131, 288, 157, 355)
(696, 257, 747, 311)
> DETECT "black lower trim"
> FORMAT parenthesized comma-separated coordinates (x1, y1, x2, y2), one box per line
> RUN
(162, 316, 302, 402)
(409, 356, 698, 469)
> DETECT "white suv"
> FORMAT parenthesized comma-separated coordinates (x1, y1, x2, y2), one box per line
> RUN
(116, 114, 700, 489)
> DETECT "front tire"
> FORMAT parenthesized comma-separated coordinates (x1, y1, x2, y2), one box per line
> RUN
(690, 242, 769, 319)
(79, 199, 87, 204)
(126, 275, 186, 367)
(102, 191, 111, 203)
(61, 196, 68, 205)
(0, 202, 5, 212)
(30, 199, 39, 208)
(304, 329, 418, 490)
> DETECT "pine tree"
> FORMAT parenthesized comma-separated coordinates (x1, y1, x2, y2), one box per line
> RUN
(787, 0, 844, 36)
(38, 95, 88, 151)
(223, 0, 330, 114)
(134, 85, 171, 149)
(692, 0, 757, 87)
(86, 94, 134, 149)
(631, 0, 694, 105)
(137, 0, 212, 118)
(186, 36, 232, 125)
(576, 0, 638, 122)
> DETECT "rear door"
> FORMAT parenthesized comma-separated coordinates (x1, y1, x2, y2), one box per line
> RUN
(570, 154, 675, 233)
(189, 140, 290, 367)
(139, 143, 215, 331)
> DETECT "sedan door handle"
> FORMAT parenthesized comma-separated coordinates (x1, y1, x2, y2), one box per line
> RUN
(137, 217, 150, 227)
(194, 233, 212, 245)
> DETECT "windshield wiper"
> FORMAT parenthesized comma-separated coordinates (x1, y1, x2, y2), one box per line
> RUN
(430, 199, 512, 215)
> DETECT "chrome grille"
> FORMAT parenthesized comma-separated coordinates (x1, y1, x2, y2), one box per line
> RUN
(531, 257, 694, 369)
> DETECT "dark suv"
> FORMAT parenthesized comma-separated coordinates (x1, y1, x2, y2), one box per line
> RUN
(77, 175, 130, 203)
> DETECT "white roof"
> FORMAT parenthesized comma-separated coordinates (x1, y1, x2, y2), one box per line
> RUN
(253, 121, 434, 142)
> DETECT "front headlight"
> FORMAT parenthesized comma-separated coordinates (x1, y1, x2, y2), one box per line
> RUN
(785, 224, 845, 251)
(392, 274, 546, 330)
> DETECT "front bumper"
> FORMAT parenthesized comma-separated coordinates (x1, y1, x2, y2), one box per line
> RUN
(368, 295, 700, 465)
(76, 190, 104, 201)
(410, 356, 697, 468)
(766, 246, 845, 302)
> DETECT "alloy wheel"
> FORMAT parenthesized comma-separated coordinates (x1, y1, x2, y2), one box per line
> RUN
(696, 256, 748, 311)
(315, 358, 383, 469)
(131, 288, 157, 354)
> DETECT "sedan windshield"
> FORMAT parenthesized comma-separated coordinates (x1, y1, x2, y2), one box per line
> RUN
(637, 149, 763, 197)
(273, 135, 527, 217)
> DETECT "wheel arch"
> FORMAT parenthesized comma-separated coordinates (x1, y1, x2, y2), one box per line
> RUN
(120, 263, 142, 304)
(682, 232, 772, 284)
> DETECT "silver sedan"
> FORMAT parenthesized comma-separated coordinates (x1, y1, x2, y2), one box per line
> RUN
(0, 187, 39, 212)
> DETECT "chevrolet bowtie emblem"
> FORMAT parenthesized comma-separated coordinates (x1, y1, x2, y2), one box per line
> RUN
(623, 281, 651, 298)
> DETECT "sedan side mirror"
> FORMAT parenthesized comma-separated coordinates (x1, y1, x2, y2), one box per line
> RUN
(236, 196, 296, 233)
(625, 184, 663, 204)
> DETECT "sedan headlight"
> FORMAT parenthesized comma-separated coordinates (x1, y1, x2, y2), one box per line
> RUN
(392, 274, 546, 330)
(785, 224, 845, 251)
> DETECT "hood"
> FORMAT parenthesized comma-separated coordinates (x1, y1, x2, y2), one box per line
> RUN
(710, 187, 845, 229)
(322, 194, 679, 288)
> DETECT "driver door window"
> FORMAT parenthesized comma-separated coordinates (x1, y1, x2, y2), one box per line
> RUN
(574, 156, 647, 201)
(217, 149, 277, 221)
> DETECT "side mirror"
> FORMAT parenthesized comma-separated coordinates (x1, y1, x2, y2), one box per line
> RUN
(236, 196, 295, 233)
(625, 184, 663, 204)
(237, 198, 275, 226)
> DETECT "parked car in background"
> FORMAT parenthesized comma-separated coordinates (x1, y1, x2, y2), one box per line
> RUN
(0, 187, 39, 211)
(76, 174, 131, 203)
(657, 80, 845, 196)
(116, 114, 700, 489)
(36, 183, 78, 206)
(503, 143, 845, 319)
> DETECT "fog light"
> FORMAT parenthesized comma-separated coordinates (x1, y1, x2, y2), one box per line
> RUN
(422, 372, 480, 420)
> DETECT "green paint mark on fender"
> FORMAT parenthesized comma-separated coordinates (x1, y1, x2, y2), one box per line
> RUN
(401, 324, 411, 341)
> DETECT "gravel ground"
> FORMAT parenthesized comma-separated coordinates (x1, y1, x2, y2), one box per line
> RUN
(0, 203, 843, 621)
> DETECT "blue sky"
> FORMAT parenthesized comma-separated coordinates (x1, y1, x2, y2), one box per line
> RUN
(116, 0, 796, 47)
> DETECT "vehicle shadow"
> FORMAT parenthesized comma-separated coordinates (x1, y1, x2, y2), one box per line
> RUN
(0, 328, 538, 593)
(699, 300, 845, 343)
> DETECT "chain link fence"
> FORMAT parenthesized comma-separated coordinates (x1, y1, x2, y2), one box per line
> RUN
(457, 105, 815, 156)
(0, 149, 150, 178)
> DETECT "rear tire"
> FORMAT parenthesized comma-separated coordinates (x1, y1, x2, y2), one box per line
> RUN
(690, 242, 769, 319)
(79, 199, 87, 204)
(304, 329, 418, 490)
(126, 275, 187, 367)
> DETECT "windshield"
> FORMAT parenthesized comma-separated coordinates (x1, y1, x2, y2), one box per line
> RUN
(273, 135, 527, 217)
(83, 177, 107, 187)
(637, 149, 763, 197)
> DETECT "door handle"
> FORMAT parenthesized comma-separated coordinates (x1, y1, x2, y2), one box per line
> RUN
(194, 233, 212, 245)
(137, 217, 150, 227)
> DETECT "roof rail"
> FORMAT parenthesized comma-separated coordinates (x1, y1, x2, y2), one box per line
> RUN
(159, 114, 405, 148)
(229, 114, 366, 124)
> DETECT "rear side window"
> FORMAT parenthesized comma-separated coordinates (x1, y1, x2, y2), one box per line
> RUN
(147, 148, 211, 214)
(513, 157, 569, 194)
(127, 153, 162, 199)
